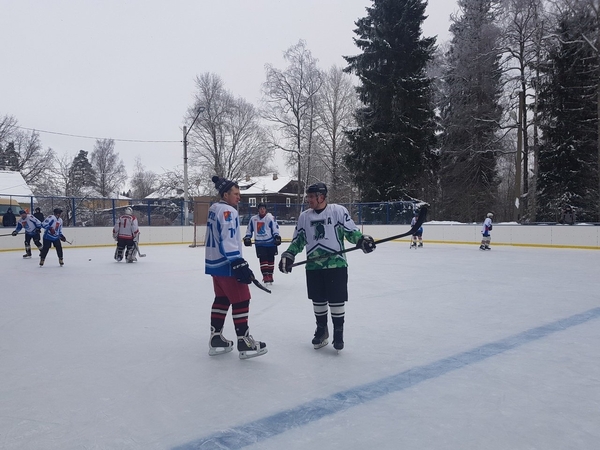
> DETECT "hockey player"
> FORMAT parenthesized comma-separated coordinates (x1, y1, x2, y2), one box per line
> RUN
(206, 175, 267, 359)
(12, 209, 42, 258)
(244, 203, 281, 285)
(480, 212, 493, 250)
(278, 182, 376, 351)
(113, 207, 139, 263)
(410, 209, 424, 248)
(39, 208, 67, 266)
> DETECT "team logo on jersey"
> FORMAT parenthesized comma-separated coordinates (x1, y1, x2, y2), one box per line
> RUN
(257, 221, 266, 235)
(310, 220, 326, 240)
(223, 211, 232, 222)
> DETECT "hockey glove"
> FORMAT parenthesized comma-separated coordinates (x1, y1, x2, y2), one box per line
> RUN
(243, 236, 252, 247)
(112, 231, 118, 241)
(231, 258, 254, 284)
(489, 225, 493, 231)
(59, 235, 67, 242)
(11, 231, 17, 236)
(356, 235, 376, 253)
(274, 235, 281, 246)
(279, 251, 295, 274)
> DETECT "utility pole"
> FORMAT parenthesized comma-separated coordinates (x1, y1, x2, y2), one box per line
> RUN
(183, 106, 205, 226)
(514, 92, 523, 222)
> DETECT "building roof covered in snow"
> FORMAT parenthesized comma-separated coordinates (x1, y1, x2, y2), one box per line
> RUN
(0, 170, 35, 200)
(238, 174, 296, 196)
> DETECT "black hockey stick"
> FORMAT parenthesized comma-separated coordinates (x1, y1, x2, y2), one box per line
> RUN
(0, 232, 16, 237)
(252, 278, 271, 294)
(291, 206, 428, 268)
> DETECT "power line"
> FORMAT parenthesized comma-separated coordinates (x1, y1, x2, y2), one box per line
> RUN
(16, 126, 181, 143)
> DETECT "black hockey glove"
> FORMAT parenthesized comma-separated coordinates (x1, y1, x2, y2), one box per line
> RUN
(356, 235, 376, 253)
(59, 235, 67, 242)
(279, 251, 295, 274)
(231, 258, 254, 284)
(274, 235, 281, 246)
(11, 231, 17, 236)
(489, 225, 493, 230)
(243, 236, 252, 247)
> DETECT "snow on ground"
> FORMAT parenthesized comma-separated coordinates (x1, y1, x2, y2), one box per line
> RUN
(1, 241, 599, 449)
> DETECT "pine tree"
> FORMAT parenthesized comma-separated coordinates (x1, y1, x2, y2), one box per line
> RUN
(67, 150, 97, 197)
(537, 7, 599, 222)
(438, 0, 503, 222)
(343, 0, 436, 201)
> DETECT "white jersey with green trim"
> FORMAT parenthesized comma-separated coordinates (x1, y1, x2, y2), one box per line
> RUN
(285, 203, 362, 270)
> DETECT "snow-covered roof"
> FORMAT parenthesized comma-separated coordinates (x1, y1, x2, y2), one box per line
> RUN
(238, 175, 294, 195)
(145, 188, 183, 199)
(0, 170, 35, 200)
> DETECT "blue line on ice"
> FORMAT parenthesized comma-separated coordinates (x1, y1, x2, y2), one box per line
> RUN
(173, 307, 600, 450)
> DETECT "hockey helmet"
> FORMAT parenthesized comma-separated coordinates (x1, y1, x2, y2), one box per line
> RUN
(125, 207, 133, 215)
(19, 209, 26, 215)
(487, 212, 494, 218)
(53, 208, 63, 215)
(306, 182, 327, 197)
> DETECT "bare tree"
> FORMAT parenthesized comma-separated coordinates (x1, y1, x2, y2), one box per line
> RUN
(262, 40, 323, 204)
(313, 65, 358, 203)
(186, 72, 273, 187)
(129, 157, 158, 199)
(91, 139, 127, 197)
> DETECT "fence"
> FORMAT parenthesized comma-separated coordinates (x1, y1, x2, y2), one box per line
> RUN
(1, 194, 421, 227)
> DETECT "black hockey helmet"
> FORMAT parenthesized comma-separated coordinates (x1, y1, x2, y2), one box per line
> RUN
(306, 182, 327, 197)
(53, 207, 63, 215)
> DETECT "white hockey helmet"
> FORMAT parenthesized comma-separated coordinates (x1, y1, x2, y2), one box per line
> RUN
(125, 207, 133, 215)
(487, 212, 493, 218)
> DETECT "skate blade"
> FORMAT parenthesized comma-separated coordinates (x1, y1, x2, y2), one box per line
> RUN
(313, 339, 329, 349)
(208, 346, 234, 356)
(239, 347, 268, 359)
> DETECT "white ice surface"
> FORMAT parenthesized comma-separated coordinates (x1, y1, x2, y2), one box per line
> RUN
(1, 242, 599, 450)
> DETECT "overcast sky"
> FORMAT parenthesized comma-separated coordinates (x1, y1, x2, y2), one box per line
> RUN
(1, 0, 458, 185)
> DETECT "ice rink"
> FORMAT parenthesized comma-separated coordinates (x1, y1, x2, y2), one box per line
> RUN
(1, 240, 599, 450)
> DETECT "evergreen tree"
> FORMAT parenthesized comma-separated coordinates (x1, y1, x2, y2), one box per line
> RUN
(439, 0, 503, 221)
(343, 0, 436, 201)
(67, 150, 97, 197)
(537, 7, 599, 222)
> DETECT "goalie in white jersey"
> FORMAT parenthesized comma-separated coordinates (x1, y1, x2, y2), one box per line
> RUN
(244, 203, 281, 285)
(278, 183, 376, 351)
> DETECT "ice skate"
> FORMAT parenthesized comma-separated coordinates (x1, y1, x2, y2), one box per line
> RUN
(312, 324, 329, 349)
(479, 245, 486, 251)
(418, 242, 423, 248)
(59, 258, 64, 266)
(39, 258, 45, 267)
(485, 245, 491, 250)
(237, 330, 267, 359)
(23, 252, 31, 259)
(410, 241, 417, 249)
(332, 326, 344, 351)
(208, 326, 234, 356)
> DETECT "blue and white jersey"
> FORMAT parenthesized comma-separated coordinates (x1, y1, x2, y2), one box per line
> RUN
(15, 214, 42, 236)
(205, 201, 244, 277)
(245, 213, 279, 247)
(41, 214, 64, 242)
(482, 217, 492, 236)
(411, 216, 423, 234)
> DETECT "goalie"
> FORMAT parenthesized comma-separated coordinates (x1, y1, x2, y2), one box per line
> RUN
(113, 207, 140, 262)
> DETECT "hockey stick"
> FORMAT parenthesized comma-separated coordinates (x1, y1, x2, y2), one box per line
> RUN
(252, 278, 271, 294)
(0, 232, 16, 237)
(291, 206, 428, 268)
(134, 241, 146, 257)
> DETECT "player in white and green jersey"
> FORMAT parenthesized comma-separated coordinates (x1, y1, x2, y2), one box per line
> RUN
(278, 182, 376, 351)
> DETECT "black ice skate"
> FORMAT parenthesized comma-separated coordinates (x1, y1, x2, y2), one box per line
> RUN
(418, 242, 423, 248)
(312, 324, 329, 349)
(237, 330, 267, 359)
(333, 326, 344, 351)
(59, 258, 64, 266)
(39, 258, 45, 267)
(479, 245, 486, 251)
(23, 252, 32, 259)
(208, 326, 234, 356)
(485, 245, 491, 250)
